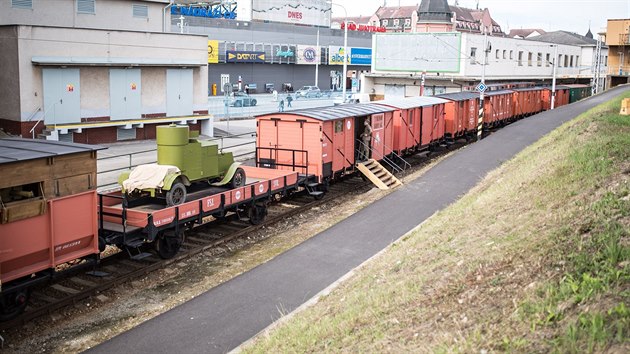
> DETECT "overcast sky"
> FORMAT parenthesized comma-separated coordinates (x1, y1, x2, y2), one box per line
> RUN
(331, 0, 629, 36)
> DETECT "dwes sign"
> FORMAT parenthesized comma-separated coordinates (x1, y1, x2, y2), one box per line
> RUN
(172, 4, 237, 19)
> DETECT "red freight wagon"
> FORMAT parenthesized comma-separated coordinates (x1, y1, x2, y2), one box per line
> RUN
(0, 138, 103, 319)
(437, 91, 480, 139)
(483, 90, 514, 127)
(374, 96, 448, 154)
(99, 166, 300, 259)
(512, 87, 544, 118)
(256, 104, 396, 183)
(546, 85, 570, 110)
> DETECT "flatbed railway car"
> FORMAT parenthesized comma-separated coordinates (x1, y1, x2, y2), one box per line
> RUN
(99, 166, 300, 259)
(437, 91, 480, 140)
(256, 104, 399, 185)
(373, 96, 448, 154)
(0, 138, 104, 319)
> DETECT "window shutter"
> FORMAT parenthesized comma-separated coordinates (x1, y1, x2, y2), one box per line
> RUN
(132, 4, 148, 18)
(11, 0, 33, 9)
(77, 0, 95, 14)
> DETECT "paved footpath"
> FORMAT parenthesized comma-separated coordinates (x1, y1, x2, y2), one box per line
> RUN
(89, 86, 629, 354)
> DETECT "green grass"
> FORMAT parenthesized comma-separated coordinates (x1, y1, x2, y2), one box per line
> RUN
(243, 92, 630, 353)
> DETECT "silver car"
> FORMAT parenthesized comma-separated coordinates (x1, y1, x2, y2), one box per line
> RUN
(295, 86, 321, 99)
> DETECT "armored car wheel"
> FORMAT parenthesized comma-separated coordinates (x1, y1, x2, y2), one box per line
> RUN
(230, 167, 246, 189)
(166, 181, 187, 206)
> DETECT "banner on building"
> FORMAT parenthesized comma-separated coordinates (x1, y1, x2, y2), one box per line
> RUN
(208, 40, 219, 64)
(296, 45, 321, 65)
(252, 0, 331, 27)
(350, 47, 372, 66)
(373, 33, 461, 73)
(328, 46, 372, 66)
(226, 50, 266, 63)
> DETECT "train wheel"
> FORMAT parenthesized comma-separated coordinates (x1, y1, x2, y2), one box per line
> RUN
(155, 231, 183, 259)
(0, 291, 29, 321)
(166, 182, 187, 206)
(248, 204, 267, 225)
(230, 168, 246, 189)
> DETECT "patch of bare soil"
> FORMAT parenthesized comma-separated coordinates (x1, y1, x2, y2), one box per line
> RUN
(2, 155, 447, 353)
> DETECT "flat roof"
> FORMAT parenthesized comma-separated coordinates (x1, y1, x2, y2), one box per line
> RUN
(32, 56, 206, 67)
(0, 138, 105, 165)
(261, 103, 396, 121)
(373, 96, 449, 109)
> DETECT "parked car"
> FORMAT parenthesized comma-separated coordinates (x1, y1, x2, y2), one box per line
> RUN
(229, 92, 257, 107)
(295, 86, 321, 98)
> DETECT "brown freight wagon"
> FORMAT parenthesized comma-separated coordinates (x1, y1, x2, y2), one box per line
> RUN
(373, 96, 449, 154)
(512, 87, 544, 119)
(541, 85, 570, 110)
(483, 90, 514, 127)
(256, 104, 397, 184)
(437, 91, 480, 140)
(0, 138, 104, 319)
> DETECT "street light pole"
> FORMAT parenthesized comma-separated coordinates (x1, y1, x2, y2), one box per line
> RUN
(315, 28, 320, 87)
(331, 2, 348, 102)
(477, 29, 488, 141)
(551, 44, 558, 110)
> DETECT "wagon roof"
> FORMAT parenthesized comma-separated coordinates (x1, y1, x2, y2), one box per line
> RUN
(484, 89, 514, 96)
(0, 138, 105, 164)
(512, 87, 545, 92)
(562, 84, 590, 88)
(262, 103, 396, 121)
(436, 91, 479, 101)
(373, 96, 449, 109)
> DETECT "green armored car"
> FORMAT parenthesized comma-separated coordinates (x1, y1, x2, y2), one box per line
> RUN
(119, 124, 245, 206)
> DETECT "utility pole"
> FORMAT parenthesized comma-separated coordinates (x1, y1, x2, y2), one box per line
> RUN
(551, 44, 558, 109)
(593, 34, 603, 95)
(315, 28, 320, 87)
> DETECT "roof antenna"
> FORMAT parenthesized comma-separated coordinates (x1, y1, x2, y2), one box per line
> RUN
(476, 0, 480, 9)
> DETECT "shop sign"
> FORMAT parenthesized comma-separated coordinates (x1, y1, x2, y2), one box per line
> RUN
(350, 48, 372, 66)
(172, 4, 237, 19)
(341, 22, 386, 33)
(328, 46, 349, 65)
(252, 0, 330, 27)
(226, 51, 265, 63)
(297, 45, 320, 65)
(208, 40, 219, 64)
(276, 49, 294, 58)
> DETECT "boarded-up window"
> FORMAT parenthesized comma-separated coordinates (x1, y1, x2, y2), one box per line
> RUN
(11, 0, 32, 9)
(117, 127, 136, 141)
(372, 114, 384, 130)
(334, 120, 343, 133)
(77, 0, 95, 14)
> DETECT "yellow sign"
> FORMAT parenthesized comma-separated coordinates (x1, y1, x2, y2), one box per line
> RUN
(208, 40, 219, 64)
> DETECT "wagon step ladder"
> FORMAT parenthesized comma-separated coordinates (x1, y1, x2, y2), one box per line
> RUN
(356, 159, 402, 190)
(125, 238, 153, 260)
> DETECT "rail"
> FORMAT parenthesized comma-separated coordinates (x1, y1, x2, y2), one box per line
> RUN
(97, 131, 257, 190)
(255, 147, 309, 176)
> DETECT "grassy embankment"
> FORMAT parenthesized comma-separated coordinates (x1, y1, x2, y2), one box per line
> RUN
(244, 92, 630, 352)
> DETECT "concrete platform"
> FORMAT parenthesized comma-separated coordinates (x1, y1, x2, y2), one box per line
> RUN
(88, 86, 630, 354)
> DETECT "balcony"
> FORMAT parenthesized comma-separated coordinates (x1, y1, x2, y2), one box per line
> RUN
(619, 33, 630, 45)
(609, 65, 630, 75)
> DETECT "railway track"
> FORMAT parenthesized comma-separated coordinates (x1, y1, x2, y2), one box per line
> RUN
(0, 141, 463, 332)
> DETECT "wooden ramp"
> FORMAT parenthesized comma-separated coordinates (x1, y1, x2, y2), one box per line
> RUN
(356, 159, 402, 190)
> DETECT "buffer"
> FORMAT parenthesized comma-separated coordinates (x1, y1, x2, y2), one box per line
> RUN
(356, 159, 402, 190)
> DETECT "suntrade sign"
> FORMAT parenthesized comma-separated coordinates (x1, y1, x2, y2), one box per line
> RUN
(172, 4, 237, 19)
(341, 22, 386, 33)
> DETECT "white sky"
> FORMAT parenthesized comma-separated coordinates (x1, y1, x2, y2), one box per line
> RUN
(332, 0, 629, 36)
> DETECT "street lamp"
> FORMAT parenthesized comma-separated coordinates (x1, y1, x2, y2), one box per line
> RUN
(551, 44, 558, 110)
(330, 1, 348, 102)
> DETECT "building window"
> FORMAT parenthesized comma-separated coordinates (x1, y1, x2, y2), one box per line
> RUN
(77, 0, 95, 14)
(495, 49, 499, 59)
(537, 52, 542, 66)
(528, 52, 533, 66)
(132, 4, 148, 18)
(518, 51, 523, 66)
(546, 53, 550, 67)
(470, 47, 477, 64)
(558, 55, 562, 67)
(564, 55, 569, 67)
(334, 121, 343, 133)
(503, 50, 507, 59)
(117, 127, 136, 141)
(393, 19, 399, 27)
(382, 19, 388, 26)
(404, 19, 411, 27)
(11, 0, 32, 9)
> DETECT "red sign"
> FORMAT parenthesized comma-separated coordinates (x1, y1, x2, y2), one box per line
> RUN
(288, 11, 302, 20)
(341, 22, 386, 33)
(130, 83, 137, 90)
(66, 84, 74, 92)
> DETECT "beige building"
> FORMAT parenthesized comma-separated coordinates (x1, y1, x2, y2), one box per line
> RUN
(0, 0, 210, 143)
(605, 18, 630, 87)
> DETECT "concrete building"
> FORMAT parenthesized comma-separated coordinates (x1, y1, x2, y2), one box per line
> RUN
(605, 19, 630, 87)
(0, 0, 210, 143)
